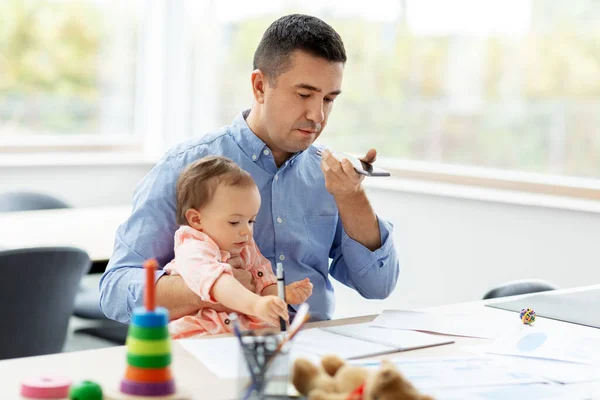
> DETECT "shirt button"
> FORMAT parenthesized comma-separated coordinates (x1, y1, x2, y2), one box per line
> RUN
(263, 149, 270, 155)
(276, 217, 283, 224)
(257, 271, 263, 277)
(279, 254, 285, 261)
(252, 154, 257, 161)
(274, 175, 279, 181)
(224, 318, 230, 325)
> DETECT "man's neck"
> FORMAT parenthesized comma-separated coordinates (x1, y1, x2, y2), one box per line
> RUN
(245, 108, 291, 167)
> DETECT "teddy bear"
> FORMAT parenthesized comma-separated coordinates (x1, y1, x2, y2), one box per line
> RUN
(292, 355, 434, 400)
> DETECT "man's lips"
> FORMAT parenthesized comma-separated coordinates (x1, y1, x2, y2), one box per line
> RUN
(297, 129, 317, 135)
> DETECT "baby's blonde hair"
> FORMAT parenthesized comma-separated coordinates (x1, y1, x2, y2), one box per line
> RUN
(176, 156, 256, 226)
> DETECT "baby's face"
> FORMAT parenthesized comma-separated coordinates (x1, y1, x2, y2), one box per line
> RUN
(198, 184, 261, 256)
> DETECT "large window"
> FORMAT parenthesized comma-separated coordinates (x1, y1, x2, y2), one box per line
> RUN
(191, 0, 600, 180)
(0, 0, 141, 142)
(2, 0, 599, 183)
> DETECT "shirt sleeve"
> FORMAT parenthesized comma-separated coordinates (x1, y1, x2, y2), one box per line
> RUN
(99, 156, 185, 323)
(328, 216, 399, 299)
(168, 238, 234, 303)
(244, 239, 277, 293)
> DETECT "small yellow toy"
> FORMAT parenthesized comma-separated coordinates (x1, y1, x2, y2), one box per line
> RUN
(520, 308, 536, 325)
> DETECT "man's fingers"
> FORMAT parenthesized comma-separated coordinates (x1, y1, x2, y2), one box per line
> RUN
(360, 148, 377, 164)
(321, 150, 347, 179)
(341, 159, 363, 183)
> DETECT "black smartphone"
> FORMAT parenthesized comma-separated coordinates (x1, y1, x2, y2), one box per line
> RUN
(316, 150, 391, 177)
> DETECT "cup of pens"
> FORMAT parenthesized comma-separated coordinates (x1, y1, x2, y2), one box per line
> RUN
(236, 330, 290, 399)
(232, 303, 310, 400)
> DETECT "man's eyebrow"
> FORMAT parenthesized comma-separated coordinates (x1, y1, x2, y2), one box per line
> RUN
(295, 83, 342, 96)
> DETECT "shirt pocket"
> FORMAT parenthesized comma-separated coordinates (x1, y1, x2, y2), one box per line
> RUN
(302, 215, 338, 266)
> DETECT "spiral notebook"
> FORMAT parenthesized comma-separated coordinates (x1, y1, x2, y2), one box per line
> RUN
(292, 323, 454, 360)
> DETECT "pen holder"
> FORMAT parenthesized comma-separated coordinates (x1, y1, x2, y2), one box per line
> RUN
(237, 332, 291, 400)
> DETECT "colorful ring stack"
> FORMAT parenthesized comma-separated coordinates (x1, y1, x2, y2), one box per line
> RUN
(120, 307, 175, 397)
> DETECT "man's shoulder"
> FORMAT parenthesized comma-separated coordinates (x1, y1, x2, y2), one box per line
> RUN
(163, 127, 233, 164)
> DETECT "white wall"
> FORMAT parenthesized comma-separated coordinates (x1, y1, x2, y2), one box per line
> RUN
(2, 163, 599, 318)
(0, 164, 149, 207)
(333, 185, 600, 318)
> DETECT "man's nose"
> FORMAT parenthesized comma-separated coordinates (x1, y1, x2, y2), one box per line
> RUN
(306, 99, 324, 125)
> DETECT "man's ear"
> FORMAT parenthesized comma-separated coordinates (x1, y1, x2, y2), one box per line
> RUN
(185, 208, 203, 230)
(251, 69, 267, 104)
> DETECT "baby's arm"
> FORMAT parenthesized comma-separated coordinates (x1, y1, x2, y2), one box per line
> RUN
(211, 275, 287, 326)
(171, 239, 287, 325)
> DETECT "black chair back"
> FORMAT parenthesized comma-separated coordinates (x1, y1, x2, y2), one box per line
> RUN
(483, 279, 557, 300)
(0, 191, 71, 212)
(0, 247, 90, 359)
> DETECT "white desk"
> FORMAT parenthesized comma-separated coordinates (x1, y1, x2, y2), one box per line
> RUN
(0, 206, 130, 262)
(4, 285, 598, 400)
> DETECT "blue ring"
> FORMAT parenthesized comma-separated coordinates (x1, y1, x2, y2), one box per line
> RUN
(131, 307, 169, 328)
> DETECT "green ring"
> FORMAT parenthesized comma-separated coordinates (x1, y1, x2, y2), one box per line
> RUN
(129, 325, 170, 340)
(126, 337, 171, 355)
(127, 353, 172, 368)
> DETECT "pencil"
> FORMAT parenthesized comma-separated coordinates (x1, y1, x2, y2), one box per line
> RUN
(276, 262, 287, 332)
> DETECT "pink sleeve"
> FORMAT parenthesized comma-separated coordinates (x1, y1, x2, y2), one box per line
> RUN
(170, 238, 233, 303)
(243, 239, 277, 294)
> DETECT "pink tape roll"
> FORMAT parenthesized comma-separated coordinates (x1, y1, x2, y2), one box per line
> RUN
(20, 376, 72, 399)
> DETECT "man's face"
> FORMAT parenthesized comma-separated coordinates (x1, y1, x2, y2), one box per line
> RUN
(260, 50, 344, 155)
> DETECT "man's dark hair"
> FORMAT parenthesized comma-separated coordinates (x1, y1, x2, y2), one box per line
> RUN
(253, 14, 347, 83)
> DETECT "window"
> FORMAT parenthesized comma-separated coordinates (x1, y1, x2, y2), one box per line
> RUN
(188, 0, 600, 180)
(3, 0, 599, 188)
(0, 0, 142, 148)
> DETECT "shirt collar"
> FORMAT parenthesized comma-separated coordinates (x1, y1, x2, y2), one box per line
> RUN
(231, 109, 305, 165)
(231, 110, 269, 163)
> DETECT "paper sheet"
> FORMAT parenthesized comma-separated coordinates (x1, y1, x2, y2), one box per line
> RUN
(351, 356, 550, 390)
(292, 328, 398, 359)
(322, 323, 454, 350)
(464, 345, 600, 384)
(371, 309, 512, 339)
(179, 336, 322, 379)
(481, 325, 600, 365)
(427, 383, 597, 400)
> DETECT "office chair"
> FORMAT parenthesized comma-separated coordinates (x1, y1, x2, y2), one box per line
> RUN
(0, 190, 127, 344)
(0, 191, 71, 212)
(482, 279, 558, 300)
(0, 247, 90, 359)
(72, 288, 129, 344)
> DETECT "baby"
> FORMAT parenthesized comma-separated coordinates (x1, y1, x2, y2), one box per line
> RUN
(165, 156, 313, 338)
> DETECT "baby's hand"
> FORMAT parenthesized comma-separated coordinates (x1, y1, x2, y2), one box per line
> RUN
(253, 295, 288, 327)
(285, 278, 313, 305)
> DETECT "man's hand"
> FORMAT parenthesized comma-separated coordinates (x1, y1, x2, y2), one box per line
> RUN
(321, 148, 377, 199)
(227, 256, 256, 292)
(285, 278, 313, 305)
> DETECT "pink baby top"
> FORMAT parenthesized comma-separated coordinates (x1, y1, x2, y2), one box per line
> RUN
(164, 226, 277, 338)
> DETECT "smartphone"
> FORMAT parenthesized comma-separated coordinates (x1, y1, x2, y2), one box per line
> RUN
(316, 150, 391, 177)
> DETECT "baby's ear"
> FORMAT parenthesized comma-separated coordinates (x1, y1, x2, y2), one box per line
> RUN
(185, 208, 203, 230)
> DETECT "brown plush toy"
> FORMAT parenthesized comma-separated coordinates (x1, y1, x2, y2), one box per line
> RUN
(292, 355, 434, 400)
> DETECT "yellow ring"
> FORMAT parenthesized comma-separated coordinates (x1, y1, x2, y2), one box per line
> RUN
(126, 337, 171, 355)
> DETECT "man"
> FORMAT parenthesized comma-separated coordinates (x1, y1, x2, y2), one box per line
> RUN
(100, 14, 399, 323)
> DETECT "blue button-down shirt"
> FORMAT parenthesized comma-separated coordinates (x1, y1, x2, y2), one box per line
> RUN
(100, 110, 399, 323)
